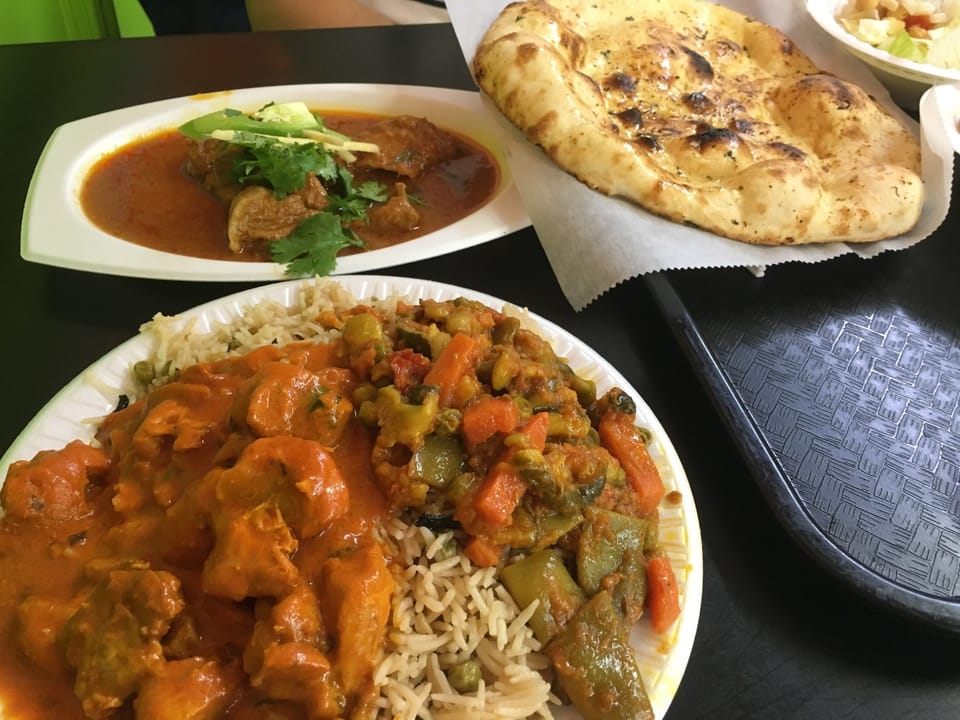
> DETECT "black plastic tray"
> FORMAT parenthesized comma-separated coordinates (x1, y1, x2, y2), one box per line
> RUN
(646, 205, 960, 632)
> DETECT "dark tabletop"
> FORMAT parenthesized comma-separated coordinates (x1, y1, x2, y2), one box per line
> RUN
(1, 23, 959, 720)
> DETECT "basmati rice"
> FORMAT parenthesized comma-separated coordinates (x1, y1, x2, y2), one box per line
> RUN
(375, 518, 557, 720)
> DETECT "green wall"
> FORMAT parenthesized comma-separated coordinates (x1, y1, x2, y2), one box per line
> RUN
(0, 0, 154, 44)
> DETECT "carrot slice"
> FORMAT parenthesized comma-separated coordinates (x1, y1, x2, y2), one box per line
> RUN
(423, 332, 478, 407)
(464, 535, 503, 567)
(598, 412, 664, 514)
(645, 555, 681, 633)
(461, 395, 520, 445)
(473, 463, 526, 526)
(471, 412, 551, 527)
(519, 411, 550, 452)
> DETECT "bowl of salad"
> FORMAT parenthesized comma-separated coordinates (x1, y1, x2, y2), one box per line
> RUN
(806, 0, 960, 109)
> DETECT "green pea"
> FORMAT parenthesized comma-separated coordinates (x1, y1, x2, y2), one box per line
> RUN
(133, 360, 156, 385)
(447, 660, 482, 693)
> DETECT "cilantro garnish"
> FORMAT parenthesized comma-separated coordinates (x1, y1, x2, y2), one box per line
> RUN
(270, 212, 365, 277)
(180, 101, 397, 277)
(231, 135, 340, 196)
(324, 167, 390, 222)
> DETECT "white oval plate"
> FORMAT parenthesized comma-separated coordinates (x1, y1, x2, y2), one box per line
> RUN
(0, 275, 702, 720)
(20, 85, 531, 281)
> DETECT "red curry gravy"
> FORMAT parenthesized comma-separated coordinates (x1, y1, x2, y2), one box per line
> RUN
(79, 113, 500, 262)
(0, 341, 392, 720)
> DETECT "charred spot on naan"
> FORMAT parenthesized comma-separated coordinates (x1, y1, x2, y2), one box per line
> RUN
(680, 47, 714, 80)
(634, 134, 662, 152)
(605, 71, 637, 94)
(689, 127, 738, 153)
(614, 107, 644, 129)
(767, 142, 806, 160)
(683, 91, 714, 114)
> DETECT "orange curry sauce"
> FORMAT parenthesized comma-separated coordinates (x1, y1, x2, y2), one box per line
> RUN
(79, 113, 499, 262)
(0, 340, 392, 719)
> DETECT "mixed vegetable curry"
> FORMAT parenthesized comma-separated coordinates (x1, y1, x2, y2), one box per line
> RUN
(0, 292, 681, 720)
(80, 102, 499, 275)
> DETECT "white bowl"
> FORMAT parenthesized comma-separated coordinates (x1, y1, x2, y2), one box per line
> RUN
(922, 82, 960, 156)
(806, 0, 960, 109)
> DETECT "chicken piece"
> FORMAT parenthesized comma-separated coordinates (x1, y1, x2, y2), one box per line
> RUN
(132, 382, 233, 457)
(243, 586, 343, 719)
(1, 440, 109, 522)
(317, 544, 394, 696)
(62, 568, 185, 720)
(134, 657, 243, 720)
(253, 643, 342, 719)
(184, 138, 244, 204)
(162, 615, 202, 660)
(16, 594, 83, 675)
(202, 504, 300, 601)
(243, 585, 326, 676)
(226, 174, 328, 253)
(350, 115, 459, 178)
(366, 182, 420, 233)
(113, 381, 235, 514)
(179, 343, 287, 386)
(232, 361, 354, 445)
(156, 468, 219, 567)
(214, 436, 350, 539)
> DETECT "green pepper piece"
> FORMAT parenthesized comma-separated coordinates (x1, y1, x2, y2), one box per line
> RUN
(500, 549, 584, 644)
(410, 434, 463, 489)
(577, 507, 650, 596)
(532, 511, 583, 552)
(608, 547, 648, 625)
(546, 591, 654, 720)
(178, 101, 323, 140)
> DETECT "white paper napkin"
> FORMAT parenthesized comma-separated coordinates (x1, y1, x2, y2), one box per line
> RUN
(445, 0, 955, 309)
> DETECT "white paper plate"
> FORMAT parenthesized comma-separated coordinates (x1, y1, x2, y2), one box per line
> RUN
(20, 85, 531, 281)
(0, 275, 702, 719)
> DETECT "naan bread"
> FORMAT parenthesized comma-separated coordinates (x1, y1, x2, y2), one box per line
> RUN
(473, 0, 924, 245)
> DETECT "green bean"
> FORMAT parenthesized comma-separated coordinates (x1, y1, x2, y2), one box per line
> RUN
(491, 316, 520, 345)
(490, 349, 521, 391)
(433, 408, 462, 437)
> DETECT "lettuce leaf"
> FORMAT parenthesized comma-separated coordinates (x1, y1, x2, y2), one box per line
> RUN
(886, 30, 927, 63)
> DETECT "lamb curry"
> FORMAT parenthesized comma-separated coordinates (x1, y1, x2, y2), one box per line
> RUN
(80, 106, 499, 272)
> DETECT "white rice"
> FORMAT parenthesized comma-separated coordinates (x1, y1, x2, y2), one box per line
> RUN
(375, 518, 557, 720)
(139, 281, 373, 387)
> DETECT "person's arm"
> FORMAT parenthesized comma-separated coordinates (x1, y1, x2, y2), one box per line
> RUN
(245, 0, 394, 29)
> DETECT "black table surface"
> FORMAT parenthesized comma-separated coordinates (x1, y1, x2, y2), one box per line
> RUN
(2, 23, 959, 720)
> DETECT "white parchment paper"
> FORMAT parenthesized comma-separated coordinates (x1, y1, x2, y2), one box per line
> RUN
(444, 0, 955, 309)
